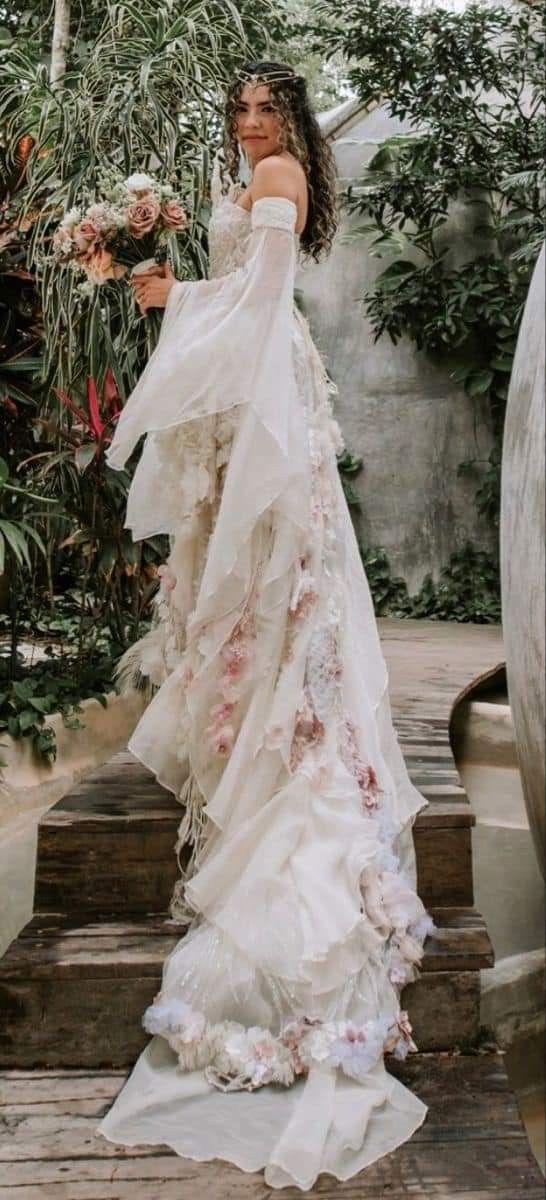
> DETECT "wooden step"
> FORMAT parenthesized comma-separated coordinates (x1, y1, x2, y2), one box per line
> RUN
(0, 909, 493, 1068)
(0, 1052, 543, 1197)
(33, 754, 475, 917)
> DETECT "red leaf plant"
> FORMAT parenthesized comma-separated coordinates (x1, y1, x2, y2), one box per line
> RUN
(54, 368, 122, 467)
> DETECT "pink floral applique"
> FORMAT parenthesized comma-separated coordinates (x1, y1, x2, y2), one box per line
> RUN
(206, 604, 257, 757)
(387, 955, 411, 986)
(181, 664, 194, 689)
(289, 691, 325, 771)
(341, 717, 383, 812)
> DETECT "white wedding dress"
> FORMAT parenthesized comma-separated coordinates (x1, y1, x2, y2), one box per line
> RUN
(95, 152, 435, 1190)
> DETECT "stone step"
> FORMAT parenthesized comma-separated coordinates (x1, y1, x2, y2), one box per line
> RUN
(33, 755, 475, 916)
(0, 908, 493, 1068)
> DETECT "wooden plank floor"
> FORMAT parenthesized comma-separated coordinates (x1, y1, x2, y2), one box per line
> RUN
(378, 618, 504, 720)
(0, 1053, 543, 1197)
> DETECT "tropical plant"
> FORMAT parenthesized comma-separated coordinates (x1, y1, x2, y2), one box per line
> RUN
(359, 540, 501, 624)
(0, 644, 114, 762)
(26, 391, 164, 651)
(340, 446, 501, 623)
(0, 0, 260, 675)
(0, 453, 62, 677)
(311, 0, 545, 527)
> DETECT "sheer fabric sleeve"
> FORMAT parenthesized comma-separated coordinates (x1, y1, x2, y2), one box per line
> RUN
(104, 196, 299, 473)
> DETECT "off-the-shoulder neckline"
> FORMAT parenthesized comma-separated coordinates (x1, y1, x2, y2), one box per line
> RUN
(228, 190, 300, 235)
(231, 194, 298, 213)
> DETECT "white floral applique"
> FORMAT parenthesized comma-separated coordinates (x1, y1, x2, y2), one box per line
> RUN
(305, 601, 344, 724)
(142, 999, 420, 1092)
(288, 555, 319, 622)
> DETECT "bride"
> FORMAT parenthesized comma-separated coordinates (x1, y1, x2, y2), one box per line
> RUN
(96, 59, 435, 1191)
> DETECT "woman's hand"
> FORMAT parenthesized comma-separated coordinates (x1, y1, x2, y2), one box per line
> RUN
(130, 262, 177, 314)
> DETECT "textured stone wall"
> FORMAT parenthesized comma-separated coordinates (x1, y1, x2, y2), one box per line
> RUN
(297, 101, 496, 591)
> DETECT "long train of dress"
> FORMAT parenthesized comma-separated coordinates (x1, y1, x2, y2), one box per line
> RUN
(95, 151, 435, 1190)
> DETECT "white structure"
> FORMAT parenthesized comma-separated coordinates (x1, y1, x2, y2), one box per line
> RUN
(500, 243, 545, 879)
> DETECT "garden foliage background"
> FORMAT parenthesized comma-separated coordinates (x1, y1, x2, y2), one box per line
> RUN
(0, 0, 543, 764)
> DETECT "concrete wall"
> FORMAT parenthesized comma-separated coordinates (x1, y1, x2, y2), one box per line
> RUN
(297, 101, 496, 592)
(0, 688, 147, 957)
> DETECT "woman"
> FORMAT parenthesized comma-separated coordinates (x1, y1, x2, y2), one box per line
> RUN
(96, 60, 435, 1191)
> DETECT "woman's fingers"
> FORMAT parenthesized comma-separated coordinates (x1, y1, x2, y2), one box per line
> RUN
(136, 265, 165, 278)
(130, 275, 171, 310)
(129, 264, 175, 312)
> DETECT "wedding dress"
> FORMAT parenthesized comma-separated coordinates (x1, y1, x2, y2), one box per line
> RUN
(95, 151, 435, 1190)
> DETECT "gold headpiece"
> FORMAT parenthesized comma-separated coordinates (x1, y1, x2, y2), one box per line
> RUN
(235, 67, 302, 89)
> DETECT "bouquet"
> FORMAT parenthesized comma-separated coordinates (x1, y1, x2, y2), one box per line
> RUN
(52, 171, 188, 286)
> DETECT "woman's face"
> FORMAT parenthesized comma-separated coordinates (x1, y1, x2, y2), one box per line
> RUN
(233, 83, 283, 165)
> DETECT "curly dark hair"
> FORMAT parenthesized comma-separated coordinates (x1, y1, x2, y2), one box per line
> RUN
(222, 60, 338, 262)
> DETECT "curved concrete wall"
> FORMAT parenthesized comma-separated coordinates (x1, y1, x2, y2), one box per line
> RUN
(297, 101, 496, 591)
(500, 243, 545, 878)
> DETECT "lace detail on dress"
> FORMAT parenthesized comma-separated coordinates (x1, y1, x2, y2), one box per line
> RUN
(208, 149, 300, 280)
(208, 187, 252, 280)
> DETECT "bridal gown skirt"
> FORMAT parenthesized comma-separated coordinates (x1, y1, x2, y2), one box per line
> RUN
(96, 256, 433, 1187)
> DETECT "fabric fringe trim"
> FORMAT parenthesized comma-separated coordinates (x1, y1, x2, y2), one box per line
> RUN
(112, 629, 163, 700)
(168, 771, 213, 925)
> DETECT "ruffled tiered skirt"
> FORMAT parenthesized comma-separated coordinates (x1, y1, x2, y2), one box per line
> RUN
(96, 308, 433, 1190)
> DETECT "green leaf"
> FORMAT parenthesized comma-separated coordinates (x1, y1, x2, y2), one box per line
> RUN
(12, 680, 33, 702)
(490, 357, 513, 373)
(29, 696, 54, 713)
(467, 370, 494, 397)
(18, 709, 37, 733)
(0, 520, 33, 568)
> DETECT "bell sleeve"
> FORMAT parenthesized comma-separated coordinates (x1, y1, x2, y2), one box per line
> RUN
(105, 196, 300, 475)
(104, 193, 312, 643)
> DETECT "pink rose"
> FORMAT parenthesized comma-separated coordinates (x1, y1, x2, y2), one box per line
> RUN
(73, 219, 100, 252)
(161, 200, 188, 232)
(82, 246, 126, 284)
(127, 196, 160, 238)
